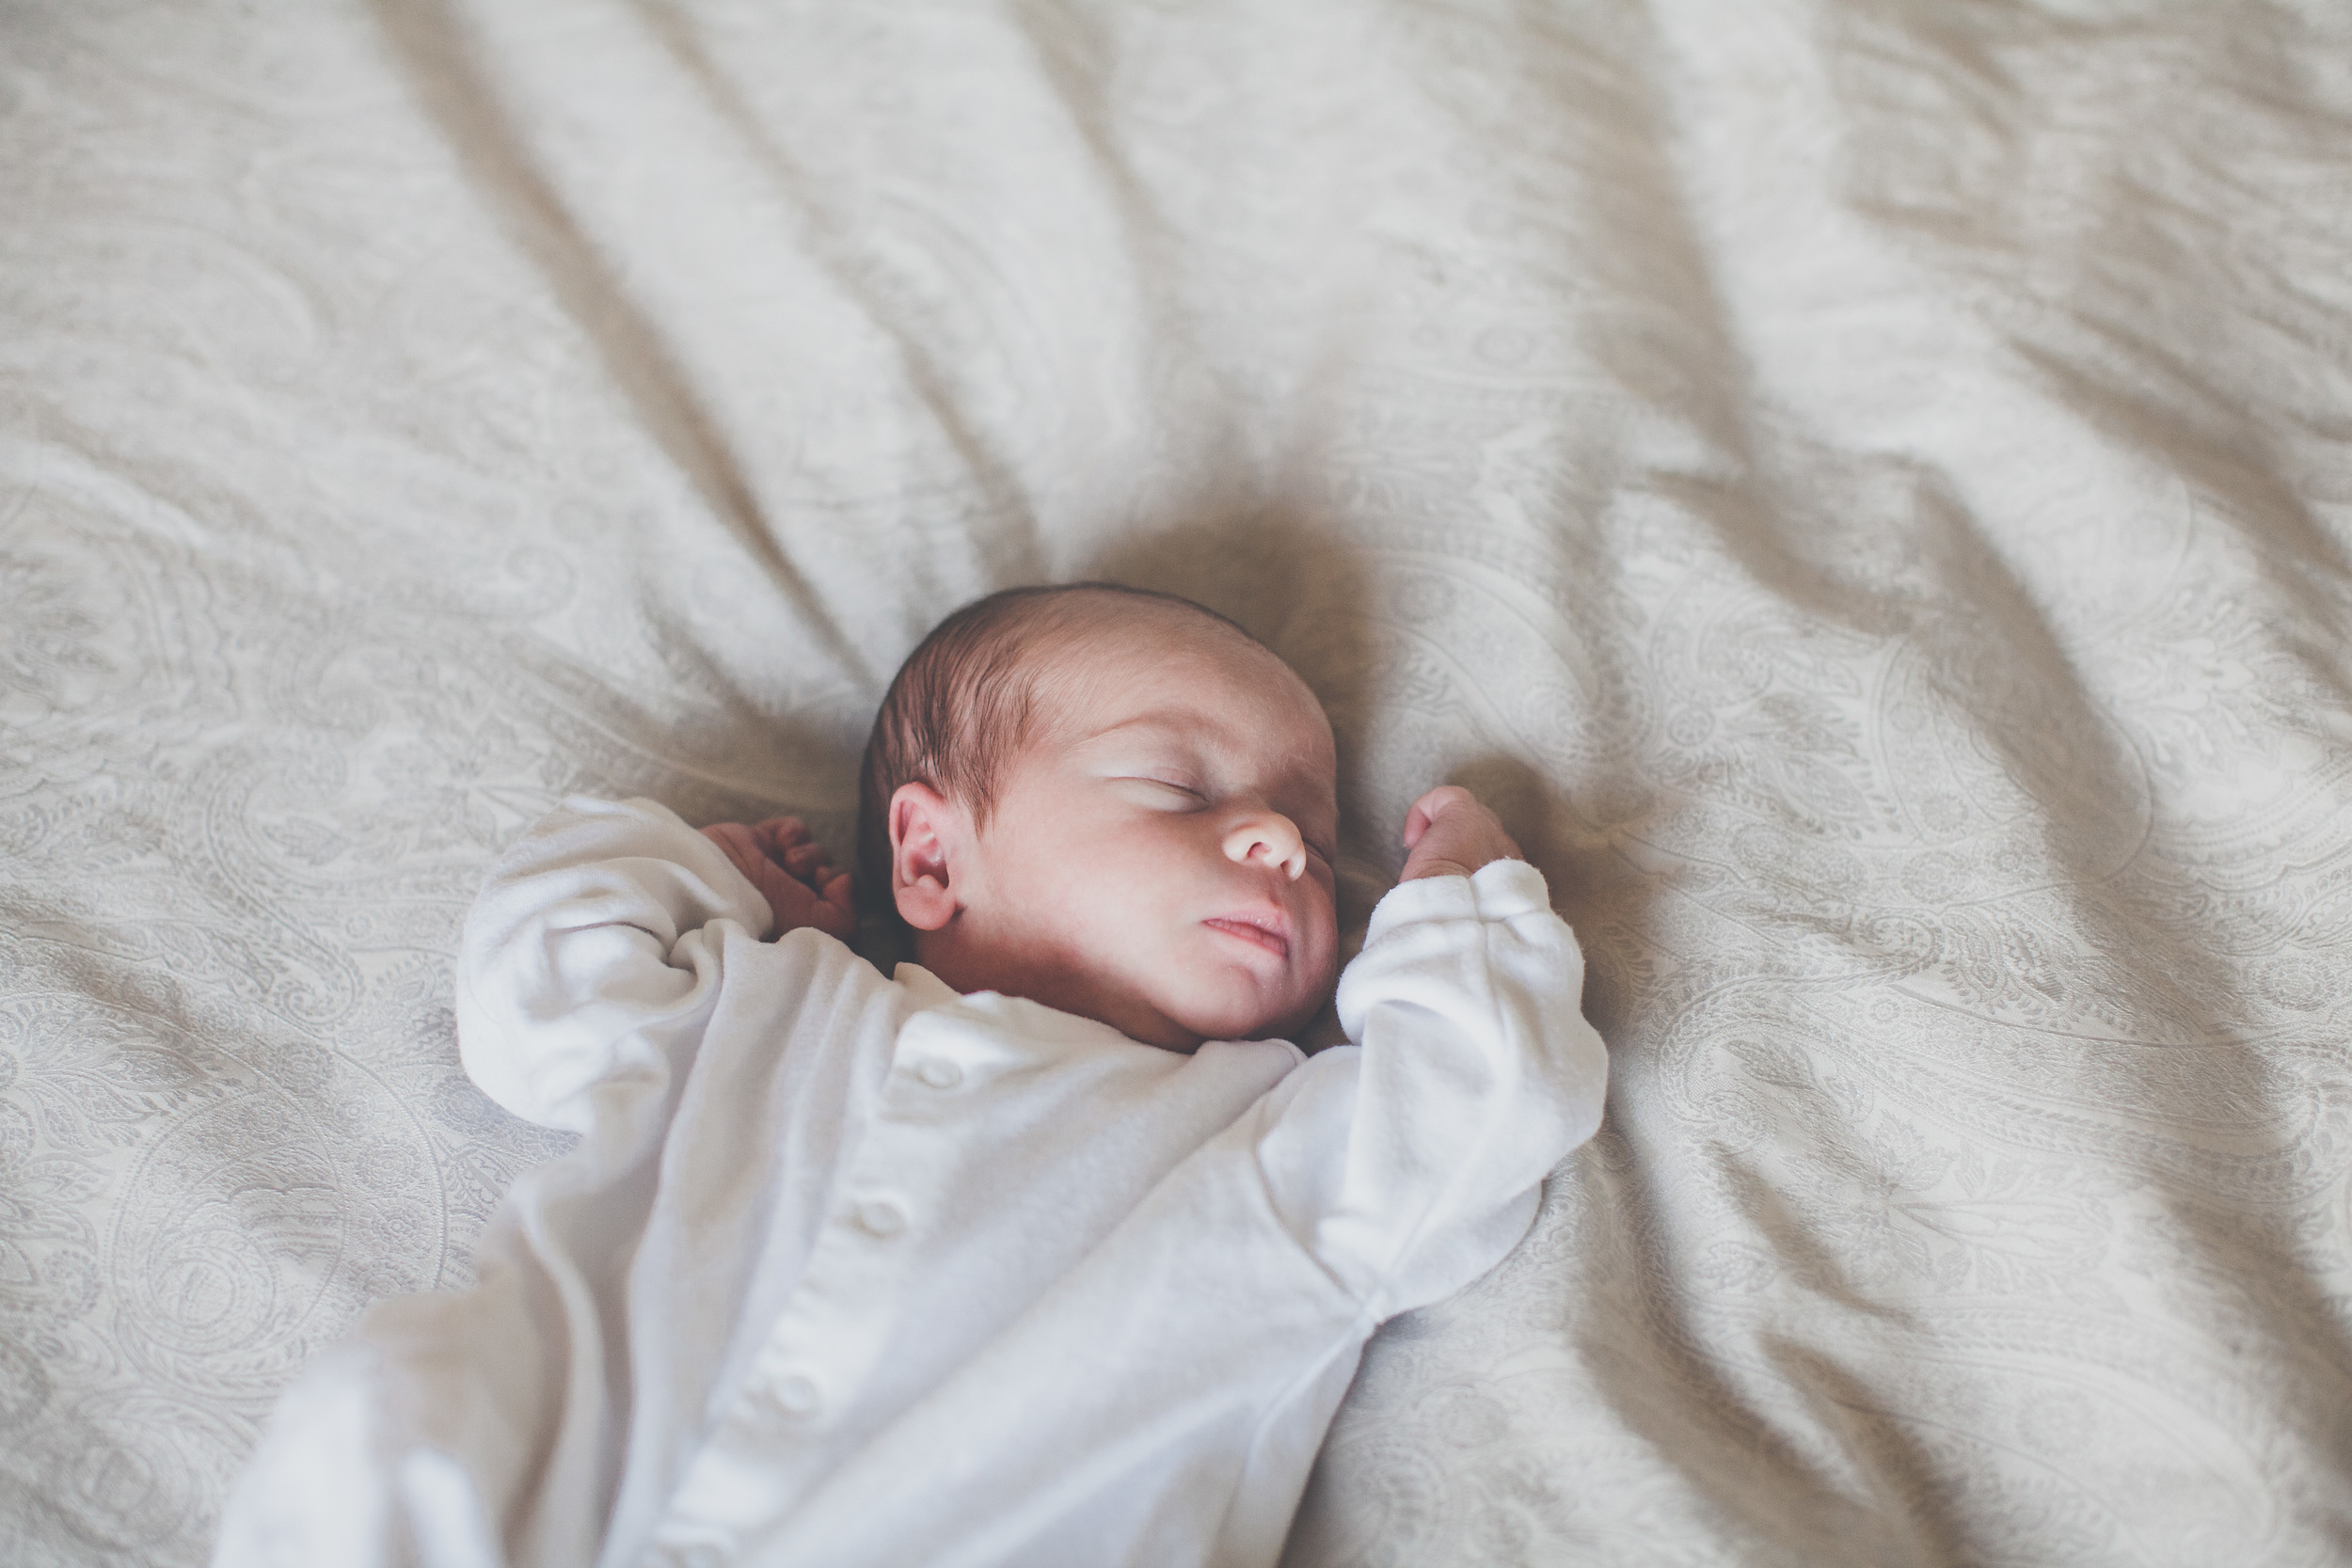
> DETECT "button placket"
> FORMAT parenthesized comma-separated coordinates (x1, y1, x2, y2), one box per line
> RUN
(659, 1011, 1021, 1549)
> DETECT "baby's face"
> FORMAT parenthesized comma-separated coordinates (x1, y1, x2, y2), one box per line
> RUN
(914, 618, 1340, 1051)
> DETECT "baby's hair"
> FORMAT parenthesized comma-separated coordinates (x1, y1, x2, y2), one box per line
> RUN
(856, 582, 1260, 929)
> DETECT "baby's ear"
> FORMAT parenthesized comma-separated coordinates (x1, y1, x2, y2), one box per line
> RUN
(888, 782, 962, 931)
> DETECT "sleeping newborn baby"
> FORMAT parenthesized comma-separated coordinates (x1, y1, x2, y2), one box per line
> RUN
(214, 583, 1609, 1568)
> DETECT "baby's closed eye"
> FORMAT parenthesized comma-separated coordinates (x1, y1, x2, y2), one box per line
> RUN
(1112, 775, 1206, 806)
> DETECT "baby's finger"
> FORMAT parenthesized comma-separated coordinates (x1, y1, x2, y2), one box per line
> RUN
(809, 869, 856, 938)
(757, 863, 818, 927)
(783, 841, 834, 879)
(1401, 785, 1470, 848)
(754, 817, 810, 856)
(701, 821, 758, 876)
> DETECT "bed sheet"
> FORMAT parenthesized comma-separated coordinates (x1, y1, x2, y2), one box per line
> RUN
(4, 2, 2350, 1564)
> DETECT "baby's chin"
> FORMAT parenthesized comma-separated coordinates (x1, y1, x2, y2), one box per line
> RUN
(1163, 985, 1332, 1050)
(1157, 942, 1337, 1046)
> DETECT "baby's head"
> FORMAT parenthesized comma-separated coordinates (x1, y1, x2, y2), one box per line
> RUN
(859, 585, 1340, 1052)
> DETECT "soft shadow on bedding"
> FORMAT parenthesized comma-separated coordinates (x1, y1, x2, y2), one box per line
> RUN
(628, 0, 1052, 594)
(1866, 472, 2352, 1454)
(1587, 448, 2352, 1545)
(363, 0, 870, 689)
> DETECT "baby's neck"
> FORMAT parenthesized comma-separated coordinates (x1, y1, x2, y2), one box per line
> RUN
(915, 935, 1203, 1053)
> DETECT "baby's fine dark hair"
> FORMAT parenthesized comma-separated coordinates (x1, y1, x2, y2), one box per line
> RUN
(855, 582, 1260, 930)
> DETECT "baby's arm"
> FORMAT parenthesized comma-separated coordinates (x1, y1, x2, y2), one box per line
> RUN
(1245, 784, 1605, 1317)
(458, 796, 814, 1132)
(699, 816, 855, 940)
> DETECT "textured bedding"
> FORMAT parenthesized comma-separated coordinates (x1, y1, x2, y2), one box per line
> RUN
(5, 2, 2350, 1564)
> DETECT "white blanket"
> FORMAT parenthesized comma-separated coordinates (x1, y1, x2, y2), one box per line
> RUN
(3, 3, 2348, 1563)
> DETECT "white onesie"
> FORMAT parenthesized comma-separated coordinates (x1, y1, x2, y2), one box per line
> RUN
(214, 795, 1607, 1568)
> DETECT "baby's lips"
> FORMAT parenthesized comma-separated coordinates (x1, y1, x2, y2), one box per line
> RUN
(1201, 911, 1291, 959)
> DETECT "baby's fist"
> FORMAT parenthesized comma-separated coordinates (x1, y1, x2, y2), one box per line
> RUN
(700, 816, 856, 942)
(1399, 785, 1522, 882)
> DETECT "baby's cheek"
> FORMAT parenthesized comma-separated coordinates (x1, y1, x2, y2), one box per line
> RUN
(1306, 890, 1341, 959)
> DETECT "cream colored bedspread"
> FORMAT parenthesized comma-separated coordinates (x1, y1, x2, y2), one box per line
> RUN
(5, 3, 2350, 1563)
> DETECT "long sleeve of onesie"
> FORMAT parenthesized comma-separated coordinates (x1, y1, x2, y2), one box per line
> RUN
(1190, 859, 1604, 1558)
(1253, 859, 1607, 1316)
(453, 793, 780, 1132)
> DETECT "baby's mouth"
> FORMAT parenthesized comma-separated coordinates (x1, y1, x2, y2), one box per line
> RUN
(1202, 915, 1289, 959)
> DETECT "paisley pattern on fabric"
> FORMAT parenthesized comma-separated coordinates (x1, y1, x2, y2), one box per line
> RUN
(3, 3, 2348, 1564)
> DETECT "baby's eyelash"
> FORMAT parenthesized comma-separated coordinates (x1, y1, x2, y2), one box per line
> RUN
(1120, 776, 1204, 800)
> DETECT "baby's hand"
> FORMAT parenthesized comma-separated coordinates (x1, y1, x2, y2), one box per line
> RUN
(700, 816, 856, 942)
(1399, 785, 1523, 882)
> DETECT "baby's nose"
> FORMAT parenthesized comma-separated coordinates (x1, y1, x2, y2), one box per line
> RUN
(1223, 813, 1306, 880)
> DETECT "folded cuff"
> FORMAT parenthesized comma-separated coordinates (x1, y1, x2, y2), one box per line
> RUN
(1364, 857, 1550, 942)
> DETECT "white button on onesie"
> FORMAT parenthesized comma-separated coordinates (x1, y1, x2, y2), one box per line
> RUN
(214, 796, 1608, 1568)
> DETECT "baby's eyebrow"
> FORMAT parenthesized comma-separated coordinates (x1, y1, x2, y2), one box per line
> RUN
(1076, 717, 1159, 743)
(1073, 714, 1200, 750)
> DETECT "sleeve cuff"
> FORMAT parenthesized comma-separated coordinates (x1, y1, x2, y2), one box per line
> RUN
(607, 795, 777, 940)
(1364, 857, 1551, 942)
